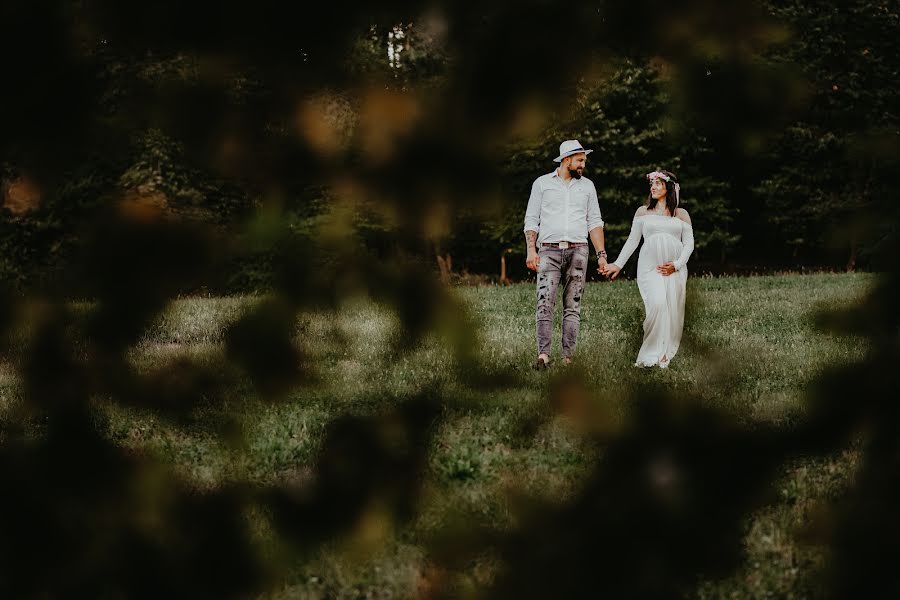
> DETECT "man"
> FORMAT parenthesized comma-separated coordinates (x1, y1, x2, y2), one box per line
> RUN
(523, 139, 606, 369)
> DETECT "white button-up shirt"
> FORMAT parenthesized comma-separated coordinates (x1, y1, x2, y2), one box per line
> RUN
(523, 169, 604, 244)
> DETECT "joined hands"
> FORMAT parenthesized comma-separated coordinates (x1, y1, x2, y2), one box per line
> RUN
(599, 262, 620, 280)
(599, 261, 675, 279)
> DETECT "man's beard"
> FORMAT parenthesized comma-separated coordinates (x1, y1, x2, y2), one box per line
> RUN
(569, 168, 583, 179)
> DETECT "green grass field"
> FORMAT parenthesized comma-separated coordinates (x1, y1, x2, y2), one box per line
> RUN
(0, 272, 875, 598)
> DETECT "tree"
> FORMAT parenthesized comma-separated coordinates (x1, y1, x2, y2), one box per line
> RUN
(484, 61, 737, 277)
(754, 0, 900, 269)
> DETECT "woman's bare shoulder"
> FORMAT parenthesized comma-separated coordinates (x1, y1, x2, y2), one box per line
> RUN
(675, 208, 692, 224)
(634, 205, 649, 217)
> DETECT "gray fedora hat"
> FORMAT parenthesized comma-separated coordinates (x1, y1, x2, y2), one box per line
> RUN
(553, 139, 593, 162)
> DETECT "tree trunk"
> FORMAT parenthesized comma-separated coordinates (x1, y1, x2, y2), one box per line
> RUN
(436, 253, 452, 284)
(500, 252, 511, 285)
(846, 238, 857, 273)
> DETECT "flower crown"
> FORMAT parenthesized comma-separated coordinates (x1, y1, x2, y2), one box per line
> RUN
(646, 171, 672, 182)
(646, 171, 681, 205)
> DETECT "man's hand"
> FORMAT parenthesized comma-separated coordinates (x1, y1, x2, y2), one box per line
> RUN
(525, 230, 539, 271)
(596, 257, 607, 275)
(526, 249, 540, 271)
(656, 261, 676, 276)
(603, 264, 622, 280)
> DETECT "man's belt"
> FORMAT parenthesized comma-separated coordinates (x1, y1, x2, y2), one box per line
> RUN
(541, 241, 588, 249)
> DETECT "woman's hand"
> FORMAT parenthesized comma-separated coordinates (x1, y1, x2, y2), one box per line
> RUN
(656, 261, 676, 276)
(603, 264, 622, 280)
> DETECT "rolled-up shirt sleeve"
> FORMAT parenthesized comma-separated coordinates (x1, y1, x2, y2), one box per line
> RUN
(523, 179, 541, 233)
(586, 181, 604, 231)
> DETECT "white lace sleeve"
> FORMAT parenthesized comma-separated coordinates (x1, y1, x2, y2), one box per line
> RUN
(673, 222, 694, 271)
(612, 216, 643, 269)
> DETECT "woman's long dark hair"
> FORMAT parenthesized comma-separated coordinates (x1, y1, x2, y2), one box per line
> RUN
(647, 170, 679, 216)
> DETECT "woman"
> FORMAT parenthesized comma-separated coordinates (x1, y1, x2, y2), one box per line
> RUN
(602, 170, 694, 368)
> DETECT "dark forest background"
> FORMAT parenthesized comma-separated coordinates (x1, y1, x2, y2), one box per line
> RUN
(2, 1, 897, 290)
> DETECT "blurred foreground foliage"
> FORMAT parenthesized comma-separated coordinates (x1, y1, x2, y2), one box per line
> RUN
(0, 0, 899, 598)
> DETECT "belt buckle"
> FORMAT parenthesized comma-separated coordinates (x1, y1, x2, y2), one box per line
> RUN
(558, 241, 569, 249)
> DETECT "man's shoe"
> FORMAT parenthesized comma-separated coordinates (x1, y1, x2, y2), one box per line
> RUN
(532, 357, 549, 371)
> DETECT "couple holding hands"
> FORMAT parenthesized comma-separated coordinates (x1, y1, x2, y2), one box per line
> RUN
(524, 140, 694, 370)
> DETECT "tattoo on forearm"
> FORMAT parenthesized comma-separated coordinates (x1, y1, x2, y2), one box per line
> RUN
(525, 230, 537, 250)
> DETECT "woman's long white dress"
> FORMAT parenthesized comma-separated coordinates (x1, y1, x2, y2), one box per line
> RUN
(611, 213, 694, 368)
